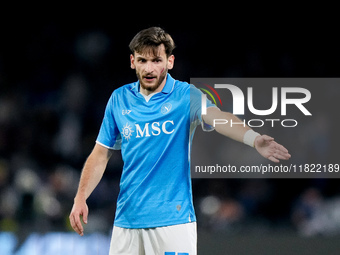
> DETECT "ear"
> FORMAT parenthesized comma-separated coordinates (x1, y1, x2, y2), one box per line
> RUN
(130, 54, 136, 69)
(167, 55, 175, 70)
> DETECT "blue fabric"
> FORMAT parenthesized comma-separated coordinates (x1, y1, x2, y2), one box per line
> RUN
(96, 74, 215, 228)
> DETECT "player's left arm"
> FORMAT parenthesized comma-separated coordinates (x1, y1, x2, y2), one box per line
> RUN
(203, 107, 291, 163)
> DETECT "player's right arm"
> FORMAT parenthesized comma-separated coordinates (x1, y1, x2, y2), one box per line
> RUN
(69, 143, 112, 236)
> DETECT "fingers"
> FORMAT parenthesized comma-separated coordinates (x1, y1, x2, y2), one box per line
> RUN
(256, 134, 291, 163)
(274, 145, 291, 159)
(268, 153, 289, 163)
(70, 212, 84, 236)
(83, 211, 88, 224)
(69, 204, 88, 236)
(267, 142, 291, 162)
(275, 143, 291, 159)
(268, 155, 280, 163)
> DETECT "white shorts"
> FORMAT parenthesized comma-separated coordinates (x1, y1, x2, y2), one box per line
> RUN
(109, 222, 197, 255)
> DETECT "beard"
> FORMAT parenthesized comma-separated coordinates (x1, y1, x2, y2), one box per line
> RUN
(137, 68, 167, 92)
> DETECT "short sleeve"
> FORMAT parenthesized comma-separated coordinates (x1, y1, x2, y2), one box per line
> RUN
(96, 94, 121, 150)
(189, 84, 217, 132)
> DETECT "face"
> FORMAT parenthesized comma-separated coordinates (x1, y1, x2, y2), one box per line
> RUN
(130, 44, 174, 93)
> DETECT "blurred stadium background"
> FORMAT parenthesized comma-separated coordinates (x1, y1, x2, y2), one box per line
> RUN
(1, 13, 340, 254)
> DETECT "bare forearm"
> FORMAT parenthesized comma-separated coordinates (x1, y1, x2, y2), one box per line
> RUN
(214, 112, 251, 142)
(75, 144, 112, 201)
(202, 107, 291, 162)
(70, 144, 111, 236)
(203, 108, 251, 142)
(76, 158, 104, 200)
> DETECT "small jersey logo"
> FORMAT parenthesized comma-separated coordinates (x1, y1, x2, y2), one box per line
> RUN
(161, 103, 172, 114)
(122, 110, 132, 115)
(121, 123, 134, 141)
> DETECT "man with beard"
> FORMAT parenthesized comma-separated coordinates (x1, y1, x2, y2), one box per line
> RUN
(69, 27, 291, 255)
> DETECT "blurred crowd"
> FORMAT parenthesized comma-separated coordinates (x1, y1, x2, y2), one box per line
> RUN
(1, 20, 340, 244)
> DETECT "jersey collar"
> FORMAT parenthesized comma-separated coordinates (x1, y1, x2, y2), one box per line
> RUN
(162, 73, 175, 94)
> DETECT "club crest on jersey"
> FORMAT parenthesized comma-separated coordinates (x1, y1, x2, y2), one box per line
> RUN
(161, 103, 172, 114)
(121, 123, 134, 141)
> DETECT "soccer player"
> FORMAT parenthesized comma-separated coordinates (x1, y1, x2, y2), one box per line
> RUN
(69, 27, 291, 255)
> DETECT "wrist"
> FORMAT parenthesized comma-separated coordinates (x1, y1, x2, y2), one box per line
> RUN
(243, 130, 261, 147)
(74, 193, 87, 203)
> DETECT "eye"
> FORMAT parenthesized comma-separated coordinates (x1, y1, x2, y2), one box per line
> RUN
(138, 58, 146, 63)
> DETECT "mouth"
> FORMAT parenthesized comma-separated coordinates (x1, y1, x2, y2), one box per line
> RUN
(143, 76, 156, 82)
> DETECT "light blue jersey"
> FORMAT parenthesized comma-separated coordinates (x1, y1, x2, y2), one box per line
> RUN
(96, 74, 215, 228)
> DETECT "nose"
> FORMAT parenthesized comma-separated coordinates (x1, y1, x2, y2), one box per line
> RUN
(145, 61, 153, 73)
